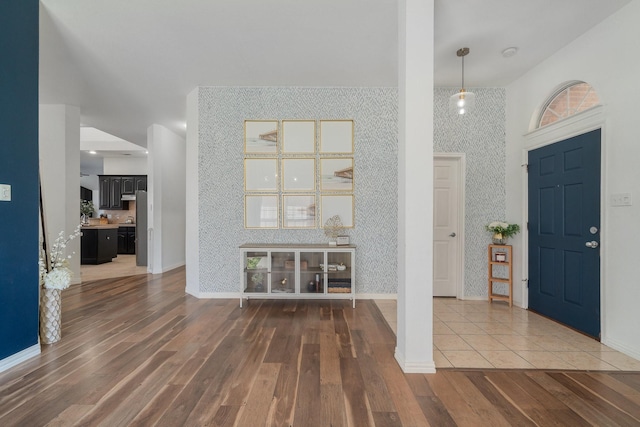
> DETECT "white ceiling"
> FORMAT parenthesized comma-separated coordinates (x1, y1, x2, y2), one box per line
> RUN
(40, 0, 631, 149)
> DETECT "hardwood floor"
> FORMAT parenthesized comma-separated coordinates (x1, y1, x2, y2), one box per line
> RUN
(1, 268, 640, 426)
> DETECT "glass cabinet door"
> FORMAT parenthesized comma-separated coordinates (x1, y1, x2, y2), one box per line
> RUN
(326, 251, 352, 295)
(244, 251, 268, 293)
(300, 251, 324, 294)
(270, 251, 296, 294)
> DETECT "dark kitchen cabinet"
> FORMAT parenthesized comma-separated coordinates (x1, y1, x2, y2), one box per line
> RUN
(81, 227, 118, 264)
(110, 177, 122, 209)
(134, 176, 147, 192)
(99, 175, 147, 209)
(80, 186, 93, 202)
(117, 226, 136, 254)
(99, 176, 110, 208)
(99, 175, 122, 209)
(121, 176, 135, 195)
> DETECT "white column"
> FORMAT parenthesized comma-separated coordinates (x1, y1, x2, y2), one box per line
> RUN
(147, 124, 186, 275)
(396, 0, 436, 373)
(39, 105, 81, 284)
(185, 88, 200, 296)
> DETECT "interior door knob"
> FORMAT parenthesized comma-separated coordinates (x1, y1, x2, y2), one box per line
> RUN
(449, 232, 456, 237)
(585, 240, 599, 248)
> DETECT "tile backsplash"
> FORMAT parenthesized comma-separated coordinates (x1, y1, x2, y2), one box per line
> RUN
(98, 201, 136, 224)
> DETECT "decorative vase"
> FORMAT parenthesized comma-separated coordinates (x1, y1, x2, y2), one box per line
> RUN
(492, 233, 507, 245)
(40, 288, 62, 344)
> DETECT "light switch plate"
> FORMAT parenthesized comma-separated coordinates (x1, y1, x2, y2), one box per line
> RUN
(611, 192, 632, 207)
(0, 184, 11, 201)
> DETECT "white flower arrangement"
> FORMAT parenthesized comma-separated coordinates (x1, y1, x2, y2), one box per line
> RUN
(39, 225, 82, 290)
(485, 221, 520, 239)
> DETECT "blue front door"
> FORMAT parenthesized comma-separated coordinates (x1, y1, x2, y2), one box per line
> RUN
(528, 129, 601, 338)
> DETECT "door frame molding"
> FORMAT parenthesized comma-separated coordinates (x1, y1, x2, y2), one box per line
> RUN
(434, 153, 466, 299)
(522, 106, 607, 336)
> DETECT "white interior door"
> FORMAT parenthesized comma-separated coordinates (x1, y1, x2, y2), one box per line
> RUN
(433, 157, 461, 297)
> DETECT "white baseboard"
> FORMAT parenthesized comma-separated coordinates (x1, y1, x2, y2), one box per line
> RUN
(160, 261, 185, 274)
(0, 344, 40, 373)
(461, 295, 488, 301)
(394, 347, 436, 374)
(192, 292, 241, 299)
(186, 292, 397, 300)
(602, 337, 640, 360)
(357, 293, 397, 300)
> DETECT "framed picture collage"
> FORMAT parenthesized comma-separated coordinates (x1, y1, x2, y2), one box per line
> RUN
(244, 119, 354, 229)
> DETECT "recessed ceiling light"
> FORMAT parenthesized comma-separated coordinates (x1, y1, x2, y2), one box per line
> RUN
(89, 150, 97, 155)
(501, 47, 518, 58)
(145, 150, 149, 154)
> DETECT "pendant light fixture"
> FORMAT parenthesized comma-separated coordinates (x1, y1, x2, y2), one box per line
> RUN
(449, 47, 475, 115)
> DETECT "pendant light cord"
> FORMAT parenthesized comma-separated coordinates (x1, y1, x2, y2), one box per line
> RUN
(461, 54, 465, 90)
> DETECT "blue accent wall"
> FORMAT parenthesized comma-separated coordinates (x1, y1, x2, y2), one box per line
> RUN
(0, 0, 40, 360)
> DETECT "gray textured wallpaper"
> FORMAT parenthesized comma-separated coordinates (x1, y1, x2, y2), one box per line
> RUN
(196, 87, 505, 298)
(198, 87, 398, 294)
(434, 88, 507, 297)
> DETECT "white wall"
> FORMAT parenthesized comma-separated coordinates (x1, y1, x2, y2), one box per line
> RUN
(505, 1, 640, 358)
(39, 105, 81, 284)
(103, 157, 148, 175)
(147, 124, 186, 274)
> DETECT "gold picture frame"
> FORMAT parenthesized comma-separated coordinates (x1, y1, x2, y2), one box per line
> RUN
(282, 194, 316, 229)
(320, 157, 353, 192)
(244, 158, 278, 192)
(320, 194, 354, 228)
(320, 120, 354, 154)
(244, 195, 279, 229)
(282, 120, 316, 154)
(281, 158, 316, 192)
(244, 120, 278, 154)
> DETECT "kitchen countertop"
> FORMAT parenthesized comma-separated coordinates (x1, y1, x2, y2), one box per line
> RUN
(117, 223, 136, 227)
(81, 224, 119, 230)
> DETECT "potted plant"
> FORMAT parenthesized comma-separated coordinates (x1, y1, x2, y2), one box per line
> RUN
(80, 200, 94, 224)
(485, 221, 520, 244)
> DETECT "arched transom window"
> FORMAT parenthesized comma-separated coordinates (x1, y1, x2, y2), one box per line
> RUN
(538, 81, 599, 128)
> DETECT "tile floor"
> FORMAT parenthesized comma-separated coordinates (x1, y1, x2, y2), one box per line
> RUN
(375, 298, 640, 371)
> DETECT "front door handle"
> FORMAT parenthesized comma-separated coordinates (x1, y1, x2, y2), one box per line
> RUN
(585, 241, 599, 248)
(449, 232, 456, 237)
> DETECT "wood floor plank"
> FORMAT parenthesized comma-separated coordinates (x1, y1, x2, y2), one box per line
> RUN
(1, 267, 640, 426)
(333, 308, 356, 358)
(527, 371, 625, 426)
(405, 374, 458, 426)
(74, 350, 176, 426)
(377, 359, 431, 426)
(548, 372, 640, 425)
(443, 371, 514, 426)
(566, 372, 640, 419)
(487, 371, 587, 426)
(319, 331, 342, 385)
(350, 330, 397, 413)
(235, 363, 281, 426)
(427, 372, 490, 427)
(463, 371, 536, 427)
(320, 383, 348, 426)
(340, 356, 374, 426)
(292, 343, 321, 426)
